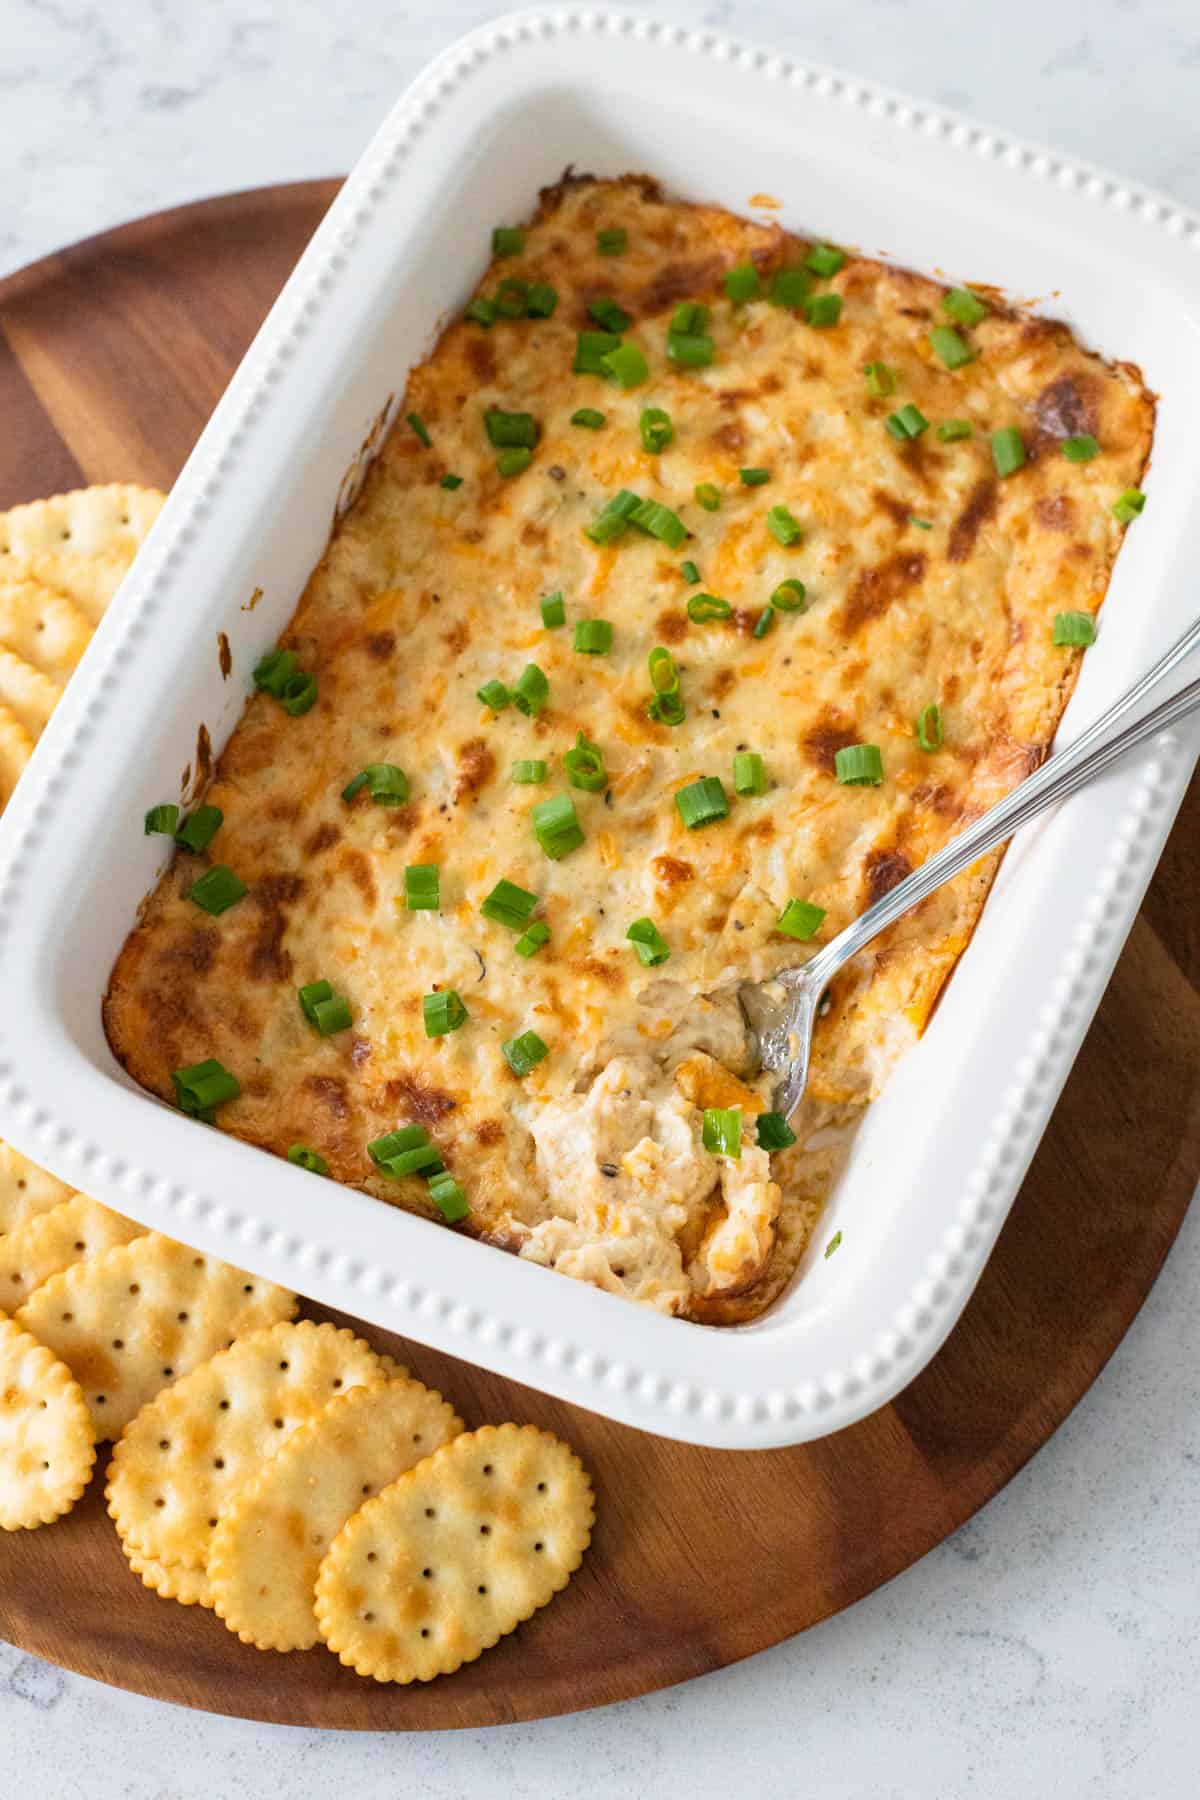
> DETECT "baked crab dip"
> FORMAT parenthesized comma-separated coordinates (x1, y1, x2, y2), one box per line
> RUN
(104, 175, 1153, 1325)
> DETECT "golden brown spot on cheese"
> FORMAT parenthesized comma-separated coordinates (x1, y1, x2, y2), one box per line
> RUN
(710, 666, 736, 702)
(572, 955, 622, 989)
(709, 419, 746, 455)
(453, 738, 495, 806)
(365, 632, 395, 661)
(303, 821, 341, 856)
(732, 608, 759, 637)
(164, 925, 220, 975)
(475, 1119, 504, 1147)
(639, 256, 724, 312)
(381, 1073, 457, 1124)
(947, 479, 999, 564)
(1035, 494, 1075, 532)
(338, 848, 377, 909)
(520, 521, 548, 548)
(653, 855, 694, 887)
(443, 619, 471, 656)
(302, 1074, 350, 1120)
(1034, 371, 1101, 444)
(864, 847, 913, 906)
(872, 488, 914, 530)
(803, 712, 859, 775)
(466, 336, 498, 384)
(837, 551, 927, 636)
(350, 1036, 372, 1068)
(656, 609, 688, 645)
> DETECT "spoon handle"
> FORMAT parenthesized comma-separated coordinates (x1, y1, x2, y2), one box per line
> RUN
(803, 616, 1200, 991)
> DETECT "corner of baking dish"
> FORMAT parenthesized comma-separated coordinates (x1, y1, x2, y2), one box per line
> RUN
(0, 4, 1196, 1448)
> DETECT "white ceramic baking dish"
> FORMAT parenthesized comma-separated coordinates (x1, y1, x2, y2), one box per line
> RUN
(1, 6, 1197, 1450)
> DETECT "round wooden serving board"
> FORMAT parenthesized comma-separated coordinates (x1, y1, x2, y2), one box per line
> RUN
(0, 182, 1197, 1731)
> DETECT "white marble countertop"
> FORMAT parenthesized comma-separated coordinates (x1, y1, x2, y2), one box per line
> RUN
(3, 1, 1199, 1794)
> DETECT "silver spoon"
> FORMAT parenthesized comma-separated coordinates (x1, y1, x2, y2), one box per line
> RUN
(743, 614, 1200, 1119)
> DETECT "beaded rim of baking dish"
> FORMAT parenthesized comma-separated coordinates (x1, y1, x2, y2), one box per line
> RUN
(0, 5, 1195, 1441)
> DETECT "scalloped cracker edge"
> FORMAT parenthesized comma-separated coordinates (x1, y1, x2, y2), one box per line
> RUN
(0, 1313, 96, 1529)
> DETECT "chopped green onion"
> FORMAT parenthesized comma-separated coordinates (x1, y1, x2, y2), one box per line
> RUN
(1053, 611, 1097, 647)
(480, 878, 538, 931)
(886, 404, 929, 441)
(725, 262, 761, 303)
(531, 793, 584, 860)
(484, 407, 538, 449)
(630, 497, 687, 547)
(368, 1124, 429, 1166)
(757, 1112, 796, 1152)
(404, 864, 440, 911)
(589, 296, 632, 333)
(476, 679, 511, 711)
(492, 226, 524, 257)
(144, 803, 180, 837)
(770, 578, 807, 612)
(929, 326, 976, 370)
(574, 329, 622, 375)
(666, 332, 714, 368)
(937, 419, 973, 442)
(739, 467, 770, 486)
(526, 282, 558, 318)
(494, 279, 528, 319)
(601, 342, 649, 389)
(733, 751, 767, 796)
(916, 703, 944, 751)
(465, 297, 498, 328)
(753, 606, 775, 640)
(766, 504, 802, 545)
(280, 671, 318, 716)
(428, 1172, 470, 1223)
(695, 482, 721, 512)
(172, 1057, 240, 1120)
(702, 1107, 741, 1158)
(512, 760, 548, 785)
(680, 559, 700, 584)
(514, 920, 550, 958)
(1061, 434, 1100, 462)
(298, 979, 352, 1036)
(640, 407, 674, 453)
(648, 690, 686, 726)
(834, 744, 884, 786)
(805, 243, 846, 278)
(864, 361, 897, 398)
(573, 619, 612, 656)
(769, 268, 811, 308)
(252, 648, 298, 697)
(597, 227, 627, 256)
(585, 488, 640, 544)
(943, 286, 988, 326)
(383, 1142, 444, 1179)
(626, 916, 670, 967)
(540, 591, 565, 628)
(675, 776, 729, 830)
(687, 592, 732, 622)
(174, 805, 223, 852)
(648, 646, 679, 697)
(423, 990, 468, 1038)
(804, 292, 842, 328)
(777, 898, 826, 941)
(1112, 488, 1146, 523)
(512, 663, 549, 716)
(406, 412, 432, 448)
(671, 302, 709, 334)
(503, 1030, 549, 1077)
(287, 1144, 328, 1175)
(571, 407, 606, 429)
(991, 426, 1026, 477)
(496, 447, 532, 478)
(440, 473, 463, 490)
(188, 865, 248, 915)
(825, 1230, 843, 1259)
(909, 516, 933, 531)
(563, 732, 607, 792)
(341, 763, 410, 806)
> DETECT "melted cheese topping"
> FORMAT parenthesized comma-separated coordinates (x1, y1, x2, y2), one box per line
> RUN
(104, 176, 1153, 1323)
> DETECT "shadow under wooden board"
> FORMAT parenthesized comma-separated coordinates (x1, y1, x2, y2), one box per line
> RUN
(0, 181, 1197, 1731)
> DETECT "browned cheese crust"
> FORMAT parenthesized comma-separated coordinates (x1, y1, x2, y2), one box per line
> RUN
(104, 176, 1154, 1323)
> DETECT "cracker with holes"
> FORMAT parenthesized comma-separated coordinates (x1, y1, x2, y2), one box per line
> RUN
(0, 485, 164, 560)
(123, 1541, 214, 1609)
(16, 1232, 296, 1437)
(0, 1192, 145, 1310)
(209, 1376, 463, 1651)
(0, 704, 31, 810)
(0, 1313, 96, 1530)
(0, 1140, 73, 1237)
(106, 1319, 387, 1573)
(0, 647, 60, 741)
(0, 575, 92, 685)
(314, 1423, 594, 1683)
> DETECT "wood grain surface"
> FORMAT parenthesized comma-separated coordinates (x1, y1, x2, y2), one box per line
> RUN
(0, 182, 1196, 1731)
